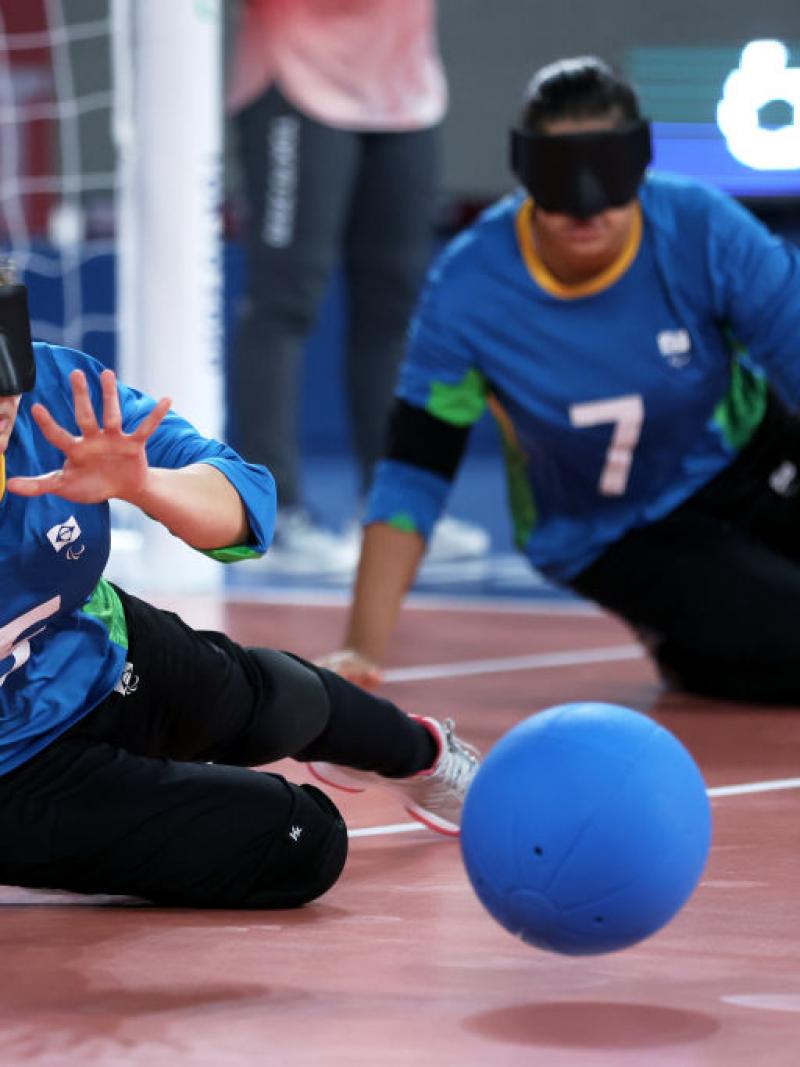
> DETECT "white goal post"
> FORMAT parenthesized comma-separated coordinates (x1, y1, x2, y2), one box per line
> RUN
(109, 0, 225, 593)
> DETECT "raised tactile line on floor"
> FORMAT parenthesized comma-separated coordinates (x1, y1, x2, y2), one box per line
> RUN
(383, 644, 644, 683)
(707, 777, 800, 798)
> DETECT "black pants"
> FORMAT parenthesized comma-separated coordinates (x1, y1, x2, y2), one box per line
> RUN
(570, 396, 800, 703)
(0, 589, 435, 908)
(229, 85, 439, 502)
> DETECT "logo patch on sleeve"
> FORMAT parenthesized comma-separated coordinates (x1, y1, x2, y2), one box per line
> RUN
(47, 516, 82, 551)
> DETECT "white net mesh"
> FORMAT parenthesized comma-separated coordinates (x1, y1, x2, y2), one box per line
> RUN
(0, 0, 116, 361)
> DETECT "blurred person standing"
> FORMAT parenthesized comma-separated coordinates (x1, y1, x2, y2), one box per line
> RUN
(227, 0, 488, 573)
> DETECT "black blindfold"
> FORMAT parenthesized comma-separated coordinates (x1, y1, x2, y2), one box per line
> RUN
(0, 282, 35, 396)
(510, 120, 652, 219)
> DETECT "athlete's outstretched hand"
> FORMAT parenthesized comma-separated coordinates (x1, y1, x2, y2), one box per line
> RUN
(315, 648, 383, 691)
(7, 368, 171, 503)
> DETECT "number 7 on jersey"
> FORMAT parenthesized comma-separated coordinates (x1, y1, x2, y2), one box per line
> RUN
(569, 395, 645, 496)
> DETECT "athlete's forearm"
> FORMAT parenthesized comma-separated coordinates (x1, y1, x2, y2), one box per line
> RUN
(344, 523, 426, 664)
(122, 462, 250, 550)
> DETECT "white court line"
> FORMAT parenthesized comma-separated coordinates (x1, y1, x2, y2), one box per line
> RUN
(707, 777, 800, 798)
(349, 777, 800, 839)
(349, 823, 424, 839)
(383, 643, 644, 683)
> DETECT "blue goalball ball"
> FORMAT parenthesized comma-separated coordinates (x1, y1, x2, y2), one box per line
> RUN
(461, 703, 712, 955)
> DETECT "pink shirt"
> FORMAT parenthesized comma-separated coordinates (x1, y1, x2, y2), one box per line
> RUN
(228, 0, 447, 131)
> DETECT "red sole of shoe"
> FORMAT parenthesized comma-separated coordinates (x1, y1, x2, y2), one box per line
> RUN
(405, 805, 460, 838)
(307, 764, 366, 795)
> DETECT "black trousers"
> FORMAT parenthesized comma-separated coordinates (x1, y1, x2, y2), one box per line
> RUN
(0, 588, 435, 908)
(229, 84, 440, 502)
(570, 395, 800, 703)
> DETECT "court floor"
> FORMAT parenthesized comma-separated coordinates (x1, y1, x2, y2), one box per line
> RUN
(1, 591, 799, 1066)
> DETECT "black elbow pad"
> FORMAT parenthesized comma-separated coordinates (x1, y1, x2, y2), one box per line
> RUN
(385, 399, 470, 481)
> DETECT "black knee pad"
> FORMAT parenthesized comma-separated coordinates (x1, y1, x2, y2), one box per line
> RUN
(245, 783, 348, 908)
(246, 648, 332, 760)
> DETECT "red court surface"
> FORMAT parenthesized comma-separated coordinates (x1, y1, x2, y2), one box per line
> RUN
(1, 595, 799, 1066)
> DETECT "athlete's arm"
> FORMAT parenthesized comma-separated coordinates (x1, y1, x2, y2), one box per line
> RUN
(318, 400, 470, 687)
(708, 189, 800, 402)
(7, 369, 250, 550)
(122, 462, 250, 550)
(319, 522, 427, 688)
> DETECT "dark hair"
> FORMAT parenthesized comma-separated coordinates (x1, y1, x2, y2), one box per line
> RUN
(518, 57, 641, 132)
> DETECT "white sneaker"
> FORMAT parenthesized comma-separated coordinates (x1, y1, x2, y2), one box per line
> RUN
(308, 716, 481, 837)
(427, 515, 490, 562)
(261, 507, 360, 575)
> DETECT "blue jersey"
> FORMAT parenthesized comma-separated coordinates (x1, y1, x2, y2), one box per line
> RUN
(0, 344, 276, 775)
(365, 172, 800, 580)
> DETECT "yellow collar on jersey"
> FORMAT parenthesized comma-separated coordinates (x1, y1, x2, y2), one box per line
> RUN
(515, 197, 642, 299)
(0, 454, 5, 502)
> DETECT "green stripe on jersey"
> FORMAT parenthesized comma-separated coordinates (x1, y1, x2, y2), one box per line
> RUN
(427, 368, 488, 427)
(500, 433, 538, 549)
(203, 544, 264, 563)
(82, 578, 128, 648)
(388, 512, 419, 534)
(712, 352, 768, 451)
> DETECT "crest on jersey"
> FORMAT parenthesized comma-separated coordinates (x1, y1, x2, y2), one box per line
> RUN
(47, 516, 82, 555)
(656, 329, 692, 368)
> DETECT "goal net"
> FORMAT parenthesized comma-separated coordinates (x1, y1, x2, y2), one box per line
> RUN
(0, 0, 116, 359)
(0, 0, 224, 593)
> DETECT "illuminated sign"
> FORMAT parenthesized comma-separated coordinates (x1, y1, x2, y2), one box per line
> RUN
(717, 41, 800, 170)
(628, 43, 800, 197)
